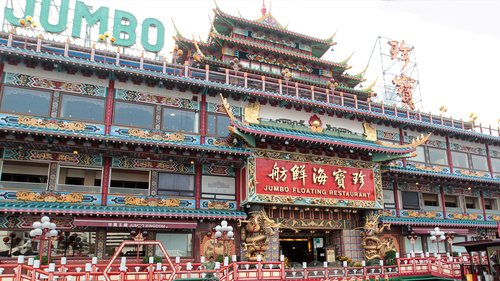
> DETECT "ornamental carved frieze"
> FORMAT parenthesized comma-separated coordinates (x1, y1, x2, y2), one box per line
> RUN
(18, 116, 86, 132)
(16, 191, 83, 203)
(408, 210, 437, 218)
(207, 200, 230, 210)
(414, 163, 444, 172)
(127, 129, 185, 142)
(124, 196, 180, 207)
(453, 213, 478, 220)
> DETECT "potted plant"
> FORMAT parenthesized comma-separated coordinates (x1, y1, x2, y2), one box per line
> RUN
(142, 255, 163, 264)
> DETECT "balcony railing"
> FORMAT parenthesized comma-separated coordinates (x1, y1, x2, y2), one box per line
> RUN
(56, 184, 101, 193)
(0, 181, 47, 191)
(2, 32, 499, 138)
(108, 186, 149, 196)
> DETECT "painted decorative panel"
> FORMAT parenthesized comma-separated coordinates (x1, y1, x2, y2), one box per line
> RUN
(0, 215, 75, 229)
(0, 114, 105, 136)
(398, 210, 444, 219)
(443, 186, 480, 197)
(445, 212, 483, 220)
(202, 165, 235, 176)
(206, 102, 242, 117)
(107, 195, 195, 208)
(343, 229, 364, 261)
(382, 181, 394, 190)
(376, 130, 400, 141)
(0, 190, 101, 204)
(452, 168, 491, 179)
(397, 183, 440, 193)
(111, 158, 195, 174)
(3, 148, 103, 166)
(115, 89, 200, 110)
(200, 200, 237, 210)
(449, 143, 487, 155)
(3, 72, 107, 97)
(490, 150, 500, 158)
(110, 126, 200, 144)
(406, 163, 452, 174)
(384, 160, 404, 168)
(378, 209, 397, 217)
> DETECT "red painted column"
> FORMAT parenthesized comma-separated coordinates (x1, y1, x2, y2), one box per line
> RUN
(441, 186, 446, 219)
(236, 168, 240, 211)
(105, 80, 115, 135)
(481, 190, 487, 221)
(399, 128, 406, 167)
(101, 157, 111, 206)
(394, 182, 400, 217)
(485, 144, 494, 179)
(195, 164, 201, 209)
(200, 94, 207, 144)
(445, 136, 454, 171)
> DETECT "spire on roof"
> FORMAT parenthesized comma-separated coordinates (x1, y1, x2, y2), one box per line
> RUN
(261, 0, 267, 16)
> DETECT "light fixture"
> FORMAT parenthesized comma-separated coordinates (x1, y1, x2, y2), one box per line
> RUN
(169, 158, 173, 162)
(272, 206, 277, 210)
(73, 150, 78, 154)
(325, 209, 329, 212)
(285, 141, 289, 145)
(468, 187, 471, 190)
(304, 207, 310, 211)
(314, 208, 319, 212)
(329, 147, 334, 150)
(261, 138, 265, 142)
(416, 182, 419, 185)
(190, 161, 194, 164)
(170, 113, 175, 116)
(368, 152, 372, 156)
(349, 149, 354, 153)
(294, 207, 299, 211)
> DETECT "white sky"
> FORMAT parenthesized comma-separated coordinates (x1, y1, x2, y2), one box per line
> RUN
(2, 0, 500, 128)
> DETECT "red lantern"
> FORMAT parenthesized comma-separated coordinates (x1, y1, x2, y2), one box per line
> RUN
(207, 232, 212, 238)
(9, 233, 16, 238)
(3, 237, 9, 243)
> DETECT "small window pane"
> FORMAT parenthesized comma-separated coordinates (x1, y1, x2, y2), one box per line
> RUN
(471, 155, 488, 171)
(452, 236, 467, 253)
(423, 193, 439, 206)
(444, 196, 458, 208)
(451, 152, 469, 169)
(492, 158, 500, 173)
(410, 146, 426, 163)
(405, 236, 422, 253)
(202, 175, 235, 200)
(1, 86, 51, 116)
(162, 108, 198, 133)
(156, 233, 192, 257)
(158, 173, 194, 197)
(402, 191, 419, 209)
(217, 115, 230, 136)
(60, 94, 104, 122)
(114, 101, 154, 128)
(207, 115, 216, 135)
(383, 190, 395, 208)
(429, 148, 448, 165)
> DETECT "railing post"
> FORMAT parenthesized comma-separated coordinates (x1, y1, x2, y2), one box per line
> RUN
(381, 101, 385, 113)
(393, 104, 397, 116)
(489, 124, 492, 135)
(406, 108, 409, 118)
(326, 89, 330, 104)
(226, 69, 229, 84)
(7, 29, 14, 47)
(116, 48, 121, 66)
(440, 114, 443, 125)
(295, 82, 299, 97)
(140, 52, 144, 70)
(311, 86, 315, 101)
(279, 79, 282, 95)
(451, 116, 454, 128)
(429, 112, 433, 123)
(91, 44, 96, 62)
(64, 38, 70, 57)
(262, 76, 265, 91)
(163, 57, 167, 74)
(367, 98, 371, 111)
(354, 95, 358, 109)
(184, 61, 189, 77)
(36, 35, 42, 52)
(461, 119, 464, 129)
(205, 64, 210, 81)
(480, 123, 483, 134)
(340, 92, 344, 106)
(244, 72, 248, 88)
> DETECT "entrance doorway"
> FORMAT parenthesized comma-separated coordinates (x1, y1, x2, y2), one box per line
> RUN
(280, 238, 310, 265)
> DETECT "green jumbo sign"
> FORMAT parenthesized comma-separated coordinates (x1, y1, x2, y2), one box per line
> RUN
(4, 0, 165, 53)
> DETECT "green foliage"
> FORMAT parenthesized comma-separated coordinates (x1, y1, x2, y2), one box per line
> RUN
(34, 255, 53, 265)
(453, 251, 459, 257)
(366, 259, 381, 266)
(385, 250, 397, 266)
(142, 255, 163, 264)
(215, 254, 229, 264)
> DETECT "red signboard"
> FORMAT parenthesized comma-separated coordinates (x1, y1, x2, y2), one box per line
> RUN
(255, 158, 376, 202)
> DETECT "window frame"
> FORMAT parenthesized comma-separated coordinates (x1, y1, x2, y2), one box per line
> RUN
(155, 231, 194, 258)
(465, 196, 480, 210)
(206, 113, 231, 137)
(470, 154, 489, 172)
(109, 168, 150, 195)
(444, 195, 460, 208)
(427, 147, 449, 166)
(161, 106, 199, 134)
(401, 191, 420, 210)
(383, 189, 396, 209)
(58, 92, 106, 123)
(451, 151, 470, 169)
(157, 172, 195, 197)
(408, 146, 426, 163)
(491, 157, 500, 174)
(0, 85, 53, 117)
(201, 175, 236, 200)
(422, 193, 440, 207)
(112, 100, 155, 129)
(484, 198, 498, 210)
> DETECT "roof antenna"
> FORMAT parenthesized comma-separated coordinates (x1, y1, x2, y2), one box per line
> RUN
(261, 0, 267, 16)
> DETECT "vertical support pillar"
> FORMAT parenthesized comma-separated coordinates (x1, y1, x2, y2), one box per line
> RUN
(200, 94, 207, 144)
(326, 89, 330, 104)
(451, 116, 454, 128)
(367, 98, 371, 111)
(440, 186, 446, 220)
(195, 164, 201, 209)
(481, 190, 487, 221)
(163, 57, 167, 74)
(381, 101, 385, 114)
(429, 112, 433, 123)
(399, 128, 406, 168)
(244, 72, 248, 88)
(140, 53, 144, 70)
(95, 228, 106, 259)
(7, 29, 14, 47)
(354, 95, 358, 109)
(47, 162, 58, 191)
(36, 35, 42, 52)
(311, 86, 315, 101)
(262, 76, 265, 91)
(146, 232, 155, 256)
(236, 168, 240, 211)
(394, 182, 400, 217)
(205, 64, 209, 81)
(279, 79, 282, 95)
(150, 170, 158, 196)
(91, 44, 96, 62)
(0, 62, 5, 89)
(295, 82, 298, 97)
(226, 69, 229, 84)
(64, 39, 70, 57)
(101, 157, 111, 205)
(486, 144, 494, 178)
(184, 61, 189, 78)
(116, 48, 121, 66)
(445, 136, 454, 175)
(418, 109, 422, 121)
(105, 80, 115, 135)
(340, 92, 344, 106)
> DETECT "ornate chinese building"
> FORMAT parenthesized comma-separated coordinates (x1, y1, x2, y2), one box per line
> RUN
(0, 1, 500, 268)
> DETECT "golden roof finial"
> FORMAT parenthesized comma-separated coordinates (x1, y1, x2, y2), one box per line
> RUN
(325, 29, 338, 41)
(214, 0, 219, 9)
(238, 9, 244, 18)
(354, 65, 369, 77)
(284, 21, 289, 29)
(361, 77, 378, 91)
(208, 14, 220, 34)
(339, 52, 354, 64)
(171, 18, 184, 38)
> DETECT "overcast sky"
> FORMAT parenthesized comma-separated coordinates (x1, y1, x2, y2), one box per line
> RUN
(3, 0, 500, 129)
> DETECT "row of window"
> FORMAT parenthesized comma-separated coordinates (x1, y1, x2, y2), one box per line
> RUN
(0, 161, 236, 200)
(384, 190, 498, 210)
(410, 146, 500, 173)
(0, 86, 230, 136)
(0, 230, 192, 258)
